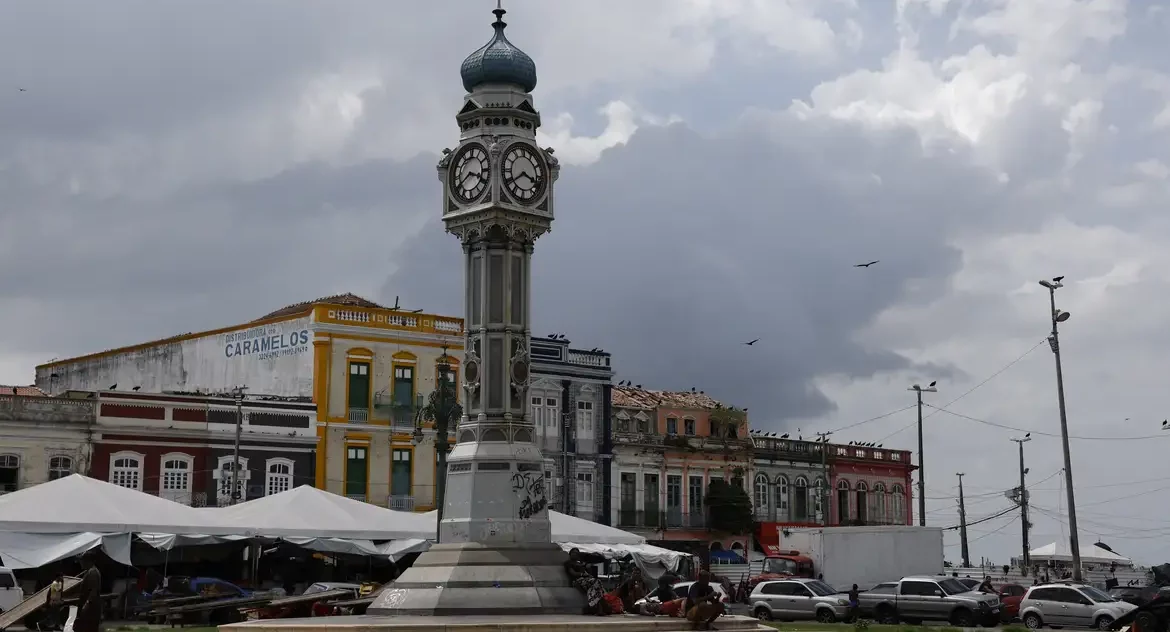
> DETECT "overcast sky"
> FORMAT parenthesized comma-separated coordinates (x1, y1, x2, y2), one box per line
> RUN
(2, 0, 1169, 566)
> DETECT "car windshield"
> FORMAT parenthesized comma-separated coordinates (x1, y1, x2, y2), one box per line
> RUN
(938, 579, 970, 595)
(1081, 586, 1116, 603)
(806, 581, 836, 596)
(763, 558, 799, 575)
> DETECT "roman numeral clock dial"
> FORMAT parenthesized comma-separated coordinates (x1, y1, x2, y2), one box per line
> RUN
(502, 144, 546, 203)
(450, 144, 489, 203)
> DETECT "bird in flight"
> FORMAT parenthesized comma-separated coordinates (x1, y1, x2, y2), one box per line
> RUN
(928, 380, 937, 387)
(744, 338, 760, 346)
(1053, 276, 1065, 283)
(854, 260, 879, 268)
(18, 88, 26, 92)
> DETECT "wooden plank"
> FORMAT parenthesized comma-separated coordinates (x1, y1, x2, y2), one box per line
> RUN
(0, 577, 82, 631)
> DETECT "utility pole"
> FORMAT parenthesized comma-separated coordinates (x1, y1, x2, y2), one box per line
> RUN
(1040, 276, 1082, 581)
(1012, 435, 1032, 575)
(957, 473, 970, 567)
(908, 382, 937, 526)
(816, 431, 832, 525)
(230, 385, 247, 505)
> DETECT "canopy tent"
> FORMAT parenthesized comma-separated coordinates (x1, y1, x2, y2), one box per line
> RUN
(0, 474, 224, 535)
(420, 509, 645, 545)
(196, 485, 435, 540)
(1029, 541, 1133, 564)
(556, 541, 691, 572)
(0, 532, 133, 569)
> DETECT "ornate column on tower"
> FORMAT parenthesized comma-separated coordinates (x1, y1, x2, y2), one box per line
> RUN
(368, 4, 582, 616)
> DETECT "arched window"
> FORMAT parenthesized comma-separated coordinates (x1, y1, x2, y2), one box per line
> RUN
(774, 476, 789, 521)
(266, 458, 294, 496)
(855, 481, 869, 524)
(48, 456, 73, 481)
(110, 452, 143, 491)
(753, 475, 770, 518)
(214, 455, 250, 506)
(836, 479, 851, 524)
(892, 484, 906, 525)
(792, 476, 809, 521)
(872, 482, 888, 525)
(0, 454, 19, 493)
(160, 453, 193, 504)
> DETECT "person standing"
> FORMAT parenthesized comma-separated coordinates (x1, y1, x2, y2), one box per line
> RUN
(73, 552, 102, 632)
(847, 584, 860, 622)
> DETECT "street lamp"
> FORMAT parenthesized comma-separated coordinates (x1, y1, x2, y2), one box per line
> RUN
(908, 382, 937, 526)
(1039, 275, 1082, 581)
(415, 347, 462, 542)
(230, 385, 247, 505)
(1011, 434, 1032, 575)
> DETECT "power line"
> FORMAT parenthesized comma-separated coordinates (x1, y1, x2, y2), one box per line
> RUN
(876, 338, 1048, 443)
(969, 515, 1019, 544)
(828, 405, 916, 434)
(926, 405, 1170, 441)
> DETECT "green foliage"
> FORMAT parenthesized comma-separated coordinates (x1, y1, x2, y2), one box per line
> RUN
(705, 477, 753, 534)
(1004, 626, 1027, 632)
(853, 619, 871, 632)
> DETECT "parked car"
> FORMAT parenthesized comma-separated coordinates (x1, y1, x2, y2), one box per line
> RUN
(999, 583, 1028, 620)
(749, 578, 848, 623)
(1020, 583, 1137, 630)
(0, 567, 25, 614)
(855, 575, 1002, 627)
(1111, 595, 1170, 632)
(1111, 586, 1170, 607)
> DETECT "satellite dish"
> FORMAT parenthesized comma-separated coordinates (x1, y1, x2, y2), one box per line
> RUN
(1055, 311, 1071, 323)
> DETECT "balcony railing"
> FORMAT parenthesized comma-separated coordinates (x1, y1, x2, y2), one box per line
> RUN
(389, 495, 415, 511)
(348, 408, 369, 424)
(346, 493, 367, 502)
(618, 509, 706, 530)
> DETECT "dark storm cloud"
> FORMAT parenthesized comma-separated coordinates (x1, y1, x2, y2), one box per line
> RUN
(380, 117, 999, 423)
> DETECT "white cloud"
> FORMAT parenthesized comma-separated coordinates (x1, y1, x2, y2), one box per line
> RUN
(537, 101, 682, 166)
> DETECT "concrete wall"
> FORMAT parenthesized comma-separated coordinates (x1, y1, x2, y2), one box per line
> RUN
(36, 316, 314, 398)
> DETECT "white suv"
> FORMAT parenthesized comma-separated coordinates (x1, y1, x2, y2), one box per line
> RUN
(1020, 583, 1136, 630)
(0, 567, 23, 613)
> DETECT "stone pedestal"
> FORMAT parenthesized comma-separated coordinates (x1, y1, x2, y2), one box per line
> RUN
(367, 542, 583, 616)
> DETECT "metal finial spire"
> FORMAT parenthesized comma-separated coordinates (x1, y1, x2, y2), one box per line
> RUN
(493, 0, 506, 27)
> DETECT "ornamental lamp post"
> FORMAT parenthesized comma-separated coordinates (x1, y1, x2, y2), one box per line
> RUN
(414, 347, 461, 542)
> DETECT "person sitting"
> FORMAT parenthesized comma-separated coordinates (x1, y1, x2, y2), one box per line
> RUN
(615, 568, 646, 613)
(641, 575, 685, 617)
(685, 571, 724, 630)
(564, 548, 607, 615)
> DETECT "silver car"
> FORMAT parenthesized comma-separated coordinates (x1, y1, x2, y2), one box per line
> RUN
(1020, 583, 1137, 630)
(749, 578, 849, 623)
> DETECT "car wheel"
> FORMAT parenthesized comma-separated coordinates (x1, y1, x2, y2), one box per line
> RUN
(876, 605, 898, 625)
(1095, 615, 1115, 631)
(754, 607, 772, 621)
(1024, 612, 1044, 629)
(816, 609, 836, 623)
(951, 608, 976, 627)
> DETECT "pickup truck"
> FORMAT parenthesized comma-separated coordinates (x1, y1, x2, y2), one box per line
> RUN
(856, 576, 1003, 627)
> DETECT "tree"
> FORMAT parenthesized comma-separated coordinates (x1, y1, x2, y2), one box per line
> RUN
(705, 477, 754, 535)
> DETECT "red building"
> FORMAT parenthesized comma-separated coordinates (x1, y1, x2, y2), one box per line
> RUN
(828, 443, 914, 526)
(86, 390, 317, 506)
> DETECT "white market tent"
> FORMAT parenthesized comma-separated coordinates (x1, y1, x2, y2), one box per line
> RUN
(0, 477, 674, 570)
(1029, 541, 1133, 565)
(196, 485, 436, 540)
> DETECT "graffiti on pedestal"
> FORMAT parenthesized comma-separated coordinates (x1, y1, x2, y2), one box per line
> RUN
(511, 470, 547, 521)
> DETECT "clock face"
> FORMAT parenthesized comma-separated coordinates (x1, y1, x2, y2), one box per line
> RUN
(502, 144, 546, 203)
(450, 144, 489, 203)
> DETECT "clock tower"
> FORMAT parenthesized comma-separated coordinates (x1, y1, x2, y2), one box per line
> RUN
(368, 4, 581, 616)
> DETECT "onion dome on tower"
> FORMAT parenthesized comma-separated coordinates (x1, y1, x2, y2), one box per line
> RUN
(459, 5, 537, 94)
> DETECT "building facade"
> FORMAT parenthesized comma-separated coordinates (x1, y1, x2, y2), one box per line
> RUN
(0, 390, 95, 492)
(827, 443, 913, 526)
(34, 293, 464, 510)
(528, 336, 612, 523)
(89, 390, 317, 506)
(750, 434, 829, 530)
(610, 386, 753, 559)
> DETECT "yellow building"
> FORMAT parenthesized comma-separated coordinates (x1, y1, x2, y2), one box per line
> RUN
(309, 297, 463, 510)
(34, 293, 463, 510)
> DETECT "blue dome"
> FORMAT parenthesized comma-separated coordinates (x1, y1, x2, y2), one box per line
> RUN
(460, 9, 537, 94)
